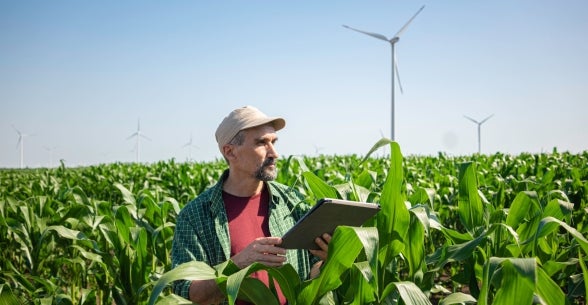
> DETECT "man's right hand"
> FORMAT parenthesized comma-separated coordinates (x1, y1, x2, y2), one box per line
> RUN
(231, 237, 287, 269)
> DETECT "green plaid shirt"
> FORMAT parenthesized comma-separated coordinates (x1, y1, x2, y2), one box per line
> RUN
(171, 170, 317, 299)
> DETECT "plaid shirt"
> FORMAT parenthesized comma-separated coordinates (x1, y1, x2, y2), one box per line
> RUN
(171, 170, 317, 300)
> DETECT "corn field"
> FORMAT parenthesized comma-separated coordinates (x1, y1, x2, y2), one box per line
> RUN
(0, 140, 586, 305)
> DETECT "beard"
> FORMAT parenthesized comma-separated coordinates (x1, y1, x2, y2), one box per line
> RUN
(254, 158, 278, 181)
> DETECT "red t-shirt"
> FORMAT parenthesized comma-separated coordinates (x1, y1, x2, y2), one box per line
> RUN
(224, 187, 287, 305)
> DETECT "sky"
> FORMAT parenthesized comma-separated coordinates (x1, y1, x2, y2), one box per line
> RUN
(1, 1, 587, 168)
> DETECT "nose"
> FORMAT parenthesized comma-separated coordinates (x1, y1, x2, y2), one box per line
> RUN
(267, 142, 279, 159)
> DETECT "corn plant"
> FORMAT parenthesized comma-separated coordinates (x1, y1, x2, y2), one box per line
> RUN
(1, 143, 586, 304)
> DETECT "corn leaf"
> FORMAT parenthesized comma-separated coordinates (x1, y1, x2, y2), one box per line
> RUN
(457, 162, 485, 233)
(148, 260, 217, 305)
(438, 292, 477, 305)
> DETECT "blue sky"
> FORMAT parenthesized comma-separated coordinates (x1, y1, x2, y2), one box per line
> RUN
(1, 1, 587, 168)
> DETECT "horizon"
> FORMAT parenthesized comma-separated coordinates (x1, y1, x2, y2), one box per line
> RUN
(2, 1, 587, 168)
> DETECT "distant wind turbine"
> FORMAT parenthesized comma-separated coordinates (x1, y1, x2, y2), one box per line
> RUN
(127, 119, 151, 163)
(182, 133, 198, 161)
(463, 114, 494, 154)
(12, 125, 32, 168)
(44, 146, 57, 168)
(343, 5, 425, 141)
(313, 144, 325, 156)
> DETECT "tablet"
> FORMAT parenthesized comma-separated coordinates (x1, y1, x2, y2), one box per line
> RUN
(280, 198, 381, 250)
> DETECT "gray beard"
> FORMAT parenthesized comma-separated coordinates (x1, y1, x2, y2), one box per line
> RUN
(255, 158, 277, 181)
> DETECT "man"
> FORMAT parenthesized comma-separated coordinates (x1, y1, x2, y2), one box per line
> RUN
(171, 106, 330, 305)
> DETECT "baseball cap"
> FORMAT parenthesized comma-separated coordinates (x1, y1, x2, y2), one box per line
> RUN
(215, 106, 286, 152)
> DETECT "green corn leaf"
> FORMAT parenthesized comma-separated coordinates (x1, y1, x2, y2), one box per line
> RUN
(360, 137, 394, 164)
(344, 263, 377, 305)
(114, 182, 136, 206)
(378, 141, 409, 267)
(402, 209, 426, 280)
(535, 264, 565, 305)
(457, 162, 485, 233)
(266, 264, 301, 304)
(491, 259, 534, 305)
(298, 226, 377, 303)
(505, 191, 541, 230)
(225, 263, 265, 305)
(578, 252, 588, 301)
(438, 292, 477, 305)
(427, 230, 487, 269)
(302, 171, 340, 200)
(542, 199, 574, 221)
(115, 206, 134, 245)
(148, 261, 217, 305)
(235, 277, 280, 305)
(153, 294, 192, 305)
(394, 281, 433, 305)
(535, 216, 588, 255)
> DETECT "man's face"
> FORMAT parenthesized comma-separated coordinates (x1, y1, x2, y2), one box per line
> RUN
(231, 124, 279, 181)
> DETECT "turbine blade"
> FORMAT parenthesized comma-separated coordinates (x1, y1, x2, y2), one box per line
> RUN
(393, 5, 425, 38)
(480, 114, 495, 124)
(183, 136, 193, 147)
(126, 132, 138, 140)
(463, 115, 479, 124)
(394, 54, 404, 94)
(141, 134, 152, 141)
(12, 125, 22, 136)
(342, 25, 389, 41)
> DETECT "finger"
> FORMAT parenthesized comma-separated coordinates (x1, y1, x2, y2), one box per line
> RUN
(254, 244, 287, 256)
(256, 237, 282, 245)
(259, 253, 287, 266)
(309, 249, 327, 261)
(322, 233, 332, 243)
(314, 236, 329, 251)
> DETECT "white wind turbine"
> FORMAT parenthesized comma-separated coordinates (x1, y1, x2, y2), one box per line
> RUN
(343, 5, 425, 141)
(313, 144, 325, 156)
(463, 114, 494, 154)
(44, 146, 57, 168)
(12, 125, 32, 168)
(182, 133, 198, 161)
(127, 119, 151, 163)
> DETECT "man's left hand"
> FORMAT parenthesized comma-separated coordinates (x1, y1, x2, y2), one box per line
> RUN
(309, 233, 331, 261)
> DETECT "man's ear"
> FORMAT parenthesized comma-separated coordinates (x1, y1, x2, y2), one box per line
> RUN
(222, 144, 236, 160)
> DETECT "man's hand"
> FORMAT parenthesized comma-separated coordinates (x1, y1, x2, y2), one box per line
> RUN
(308, 233, 331, 278)
(309, 233, 331, 261)
(231, 237, 287, 269)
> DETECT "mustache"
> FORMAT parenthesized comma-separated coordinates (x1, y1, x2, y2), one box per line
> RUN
(262, 158, 276, 167)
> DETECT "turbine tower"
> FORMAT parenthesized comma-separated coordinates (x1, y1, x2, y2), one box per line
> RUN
(12, 125, 31, 168)
(343, 5, 425, 141)
(464, 114, 494, 154)
(127, 119, 151, 163)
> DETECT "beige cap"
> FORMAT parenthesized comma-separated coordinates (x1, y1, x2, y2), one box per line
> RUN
(215, 106, 286, 152)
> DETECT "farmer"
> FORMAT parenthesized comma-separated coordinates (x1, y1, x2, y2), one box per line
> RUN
(171, 105, 330, 305)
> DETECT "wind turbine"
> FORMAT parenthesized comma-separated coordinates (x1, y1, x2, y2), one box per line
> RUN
(12, 125, 32, 168)
(127, 119, 151, 163)
(343, 5, 425, 141)
(44, 146, 57, 168)
(313, 144, 325, 156)
(463, 114, 494, 154)
(182, 133, 198, 161)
